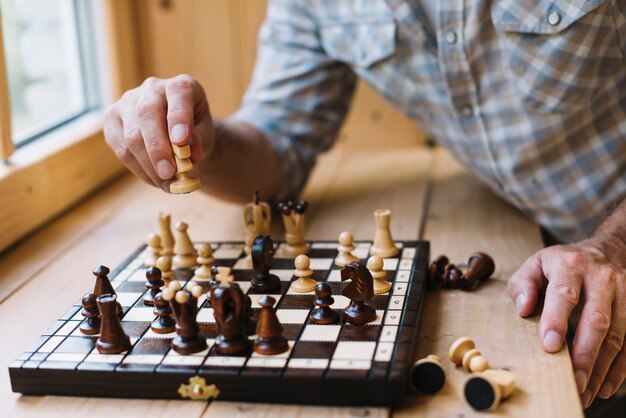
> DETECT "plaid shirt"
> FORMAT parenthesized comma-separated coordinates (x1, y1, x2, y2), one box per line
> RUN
(233, 0, 626, 243)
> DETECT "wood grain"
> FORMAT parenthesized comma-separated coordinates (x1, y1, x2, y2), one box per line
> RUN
(0, 14, 15, 160)
(394, 148, 583, 417)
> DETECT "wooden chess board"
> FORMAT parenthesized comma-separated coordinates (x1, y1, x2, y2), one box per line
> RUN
(9, 240, 429, 406)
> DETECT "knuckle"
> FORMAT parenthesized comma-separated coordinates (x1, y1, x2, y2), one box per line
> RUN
(573, 350, 596, 370)
(104, 104, 117, 122)
(142, 76, 161, 88)
(597, 267, 617, 287)
(553, 282, 580, 306)
(169, 74, 195, 90)
(114, 145, 132, 162)
(135, 97, 163, 119)
(563, 251, 586, 266)
(124, 127, 143, 147)
(604, 329, 624, 354)
(587, 308, 611, 333)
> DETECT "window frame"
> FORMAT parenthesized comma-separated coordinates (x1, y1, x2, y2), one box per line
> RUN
(0, 0, 142, 253)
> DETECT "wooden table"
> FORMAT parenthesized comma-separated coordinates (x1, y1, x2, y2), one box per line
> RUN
(0, 147, 583, 417)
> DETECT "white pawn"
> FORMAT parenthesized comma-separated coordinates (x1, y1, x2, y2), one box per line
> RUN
(291, 255, 317, 293)
(335, 231, 360, 267)
(193, 243, 214, 282)
(173, 222, 197, 269)
(156, 255, 174, 286)
(367, 255, 391, 294)
(144, 233, 162, 267)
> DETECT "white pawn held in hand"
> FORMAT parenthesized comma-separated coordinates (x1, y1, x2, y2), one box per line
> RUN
(370, 209, 399, 258)
(291, 255, 317, 293)
(335, 231, 360, 267)
(368, 255, 391, 294)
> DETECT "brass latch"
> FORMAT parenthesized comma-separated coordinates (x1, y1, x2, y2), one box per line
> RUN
(178, 376, 220, 401)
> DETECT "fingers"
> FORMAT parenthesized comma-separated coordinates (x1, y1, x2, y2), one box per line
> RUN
(507, 252, 546, 317)
(570, 271, 615, 403)
(600, 344, 626, 399)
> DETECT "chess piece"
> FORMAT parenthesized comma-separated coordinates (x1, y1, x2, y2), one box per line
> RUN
(211, 281, 251, 355)
(172, 221, 197, 269)
(193, 243, 215, 282)
(457, 252, 495, 291)
(79, 293, 100, 335)
(335, 231, 360, 267)
(169, 144, 201, 194)
(254, 295, 289, 355)
(428, 255, 449, 287)
(161, 280, 207, 354)
(143, 266, 164, 306)
(448, 336, 489, 372)
(92, 265, 122, 319)
(464, 369, 515, 411)
(291, 255, 317, 293)
(310, 282, 339, 325)
(443, 264, 463, 289)
(158, 213, 175, 257)
(341, 262, 376, 325)
(151, 292, 176, 334)
(243, 190, 271, 266)
(370, 209, 399, 258)
(156, 255, 174, 285)
(96, 294, 131, 354)
(250, 235, 281, 292)
(411, 355, 446, 395)
(278, 200, 309, 257)
(367, 255, 391, 294)
(144, 233, 162, 267)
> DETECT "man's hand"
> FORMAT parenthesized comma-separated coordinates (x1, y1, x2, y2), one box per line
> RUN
(508, 236, 626, 408)
(103, 75, 215, 191)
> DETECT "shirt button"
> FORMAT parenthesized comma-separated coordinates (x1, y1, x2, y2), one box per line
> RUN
(547, 11, 561, 26)
(460, 105, 473, 118)
(445, 30, 457, 45)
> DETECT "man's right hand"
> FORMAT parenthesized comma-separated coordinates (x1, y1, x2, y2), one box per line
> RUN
(103, 74, 215, 191)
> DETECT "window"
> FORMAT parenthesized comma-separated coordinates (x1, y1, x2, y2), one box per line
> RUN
(0, 0, 100, 147)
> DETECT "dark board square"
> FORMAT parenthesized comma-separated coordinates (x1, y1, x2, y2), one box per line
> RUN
(401, 310, 418, 327)
(328, 282, 347, 294)
(326, 368, 368, 379)
(42, 321, 65, 336)
(282, 324, 304, 340)
(59, 307, 80, 321)
(121, 322, 150, 338)
(241, 367, 282, 377)
(405, 296, 420, 311)
(398, 326, 415, 343)
(270, 258, 295, 269)
(369, 296, 389, 310)
(340, 325, 380, 341)
(311, 271, 329, 281)
(199, 323, 218, 339)
(392, 341, 413, 363)
(284, 367, 325, 378)
(370, 362, 389, 381)
(279, 295, 315, 309)
(131, 338, 172, 355)
(173, 269, 195, 283)
(233, 270, 256, 281)
(116, 281, 147, 293)
(214, 258, 237, 267)
(308, 248, 338, 258)
(291, 341, 335, 359)
(55, 337, 97, 354)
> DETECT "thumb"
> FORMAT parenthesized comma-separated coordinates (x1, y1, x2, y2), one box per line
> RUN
(507, 252, 546, 317)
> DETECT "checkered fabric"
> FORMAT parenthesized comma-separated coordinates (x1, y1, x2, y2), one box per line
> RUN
(232, 0, 626, 243)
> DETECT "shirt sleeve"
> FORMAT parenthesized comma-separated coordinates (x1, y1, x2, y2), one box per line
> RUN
(231, 0, 357, 201)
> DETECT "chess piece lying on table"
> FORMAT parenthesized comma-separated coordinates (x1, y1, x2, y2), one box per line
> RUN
(428, 252, 495, 291)
(161, 280, 207, 354)
(464, 369, 516, 411)
(250, 235, 281, 292)
(169, 144, 200, 194)
(96, 294, 131, 354)
(410, 354, 446, 395)
(278, 200, 309, 256)
(448, 336, 489, 372)
(341, 262, 376, 325)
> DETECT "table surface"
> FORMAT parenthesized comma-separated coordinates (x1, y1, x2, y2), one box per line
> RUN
(0, 147, 583, 418)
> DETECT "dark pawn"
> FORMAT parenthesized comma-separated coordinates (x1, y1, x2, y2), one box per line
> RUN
(151, 292, 176, 334)
(458, 252, 495, 291)
(143, 266, 164, 306)
(341, 262, 376, 325)
(96, 294, 131, 354)
(92, 265, 123, 319)
(428, 255, 449, 288)
(443, 264, 463, 289)
(254, 296, 288, 355)
(79, 293, 100, 335)
(250, 235, 281, 292)
(310, 282, 339, 325)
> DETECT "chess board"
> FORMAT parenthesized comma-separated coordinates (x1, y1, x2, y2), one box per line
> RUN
(9, 240, 429, 406)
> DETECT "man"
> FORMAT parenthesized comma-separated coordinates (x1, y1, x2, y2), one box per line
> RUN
(103, 0, 626, 410)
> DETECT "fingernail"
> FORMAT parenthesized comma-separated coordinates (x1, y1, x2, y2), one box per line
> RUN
(575, 370, 587, 393)
(515, 294, 526, 314)
(170, 124, 187, 143)
(581, 390, 591, 408)
(599, 382, 614, 399)
(544, 330, 563, 352)
(156, 159, 174, 179)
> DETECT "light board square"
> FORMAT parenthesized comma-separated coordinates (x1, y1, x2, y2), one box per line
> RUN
(300, 325, 341, 341)
(276, 309, 309, 324)
(329, 359, 371, 370)
(122, 307, 155, 322)
(55, 321, 79, 336)
(38, 336, 64, 353)
(379, 326, 398, 342)
(401, 248, 416, 259)
(47, 353, 87, 362)
(123, 355, 163, 365)
(399, 259, 413, 270)
(327, 270, 342, 282)
(333, 341, 376, 360)
(375, 342, 394, 362)
(309, 258, 333, 270)
(288, 358, 329, 369)
(127, 269, 147, 282)
(249, 294, 277, 308)
(116, 292, 143, 307)
(213, 247, 243, 259)
(196, 308, 215, 323)
(204, 356, 246, 367)
(384, 311, 402, 325)
(383, 258, 399, 270)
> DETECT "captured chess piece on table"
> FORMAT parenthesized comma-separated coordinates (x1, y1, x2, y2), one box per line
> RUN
(243, 190, 271, 266)
(161, 280, 207, 354)
(310, 282, 339, 325)
(464, 369, 516, 411)
(370, 209, 399, 258)
(250, 235, 281, 292)
(96, 294, 131, 354)
(428, 252, 495, 291)
(335, 231, 360, 267)
(341, 262, 376, 325)
(169, 144, 200, 194)
(278, 200, 309, 257)
(449, 336, 489, 372)
(367, 255, 391, 294)
(291, 254, 317, 293)
(410, 354, 446, 395)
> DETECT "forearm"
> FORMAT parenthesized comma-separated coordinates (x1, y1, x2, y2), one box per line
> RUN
(195, 119, 284, 203)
